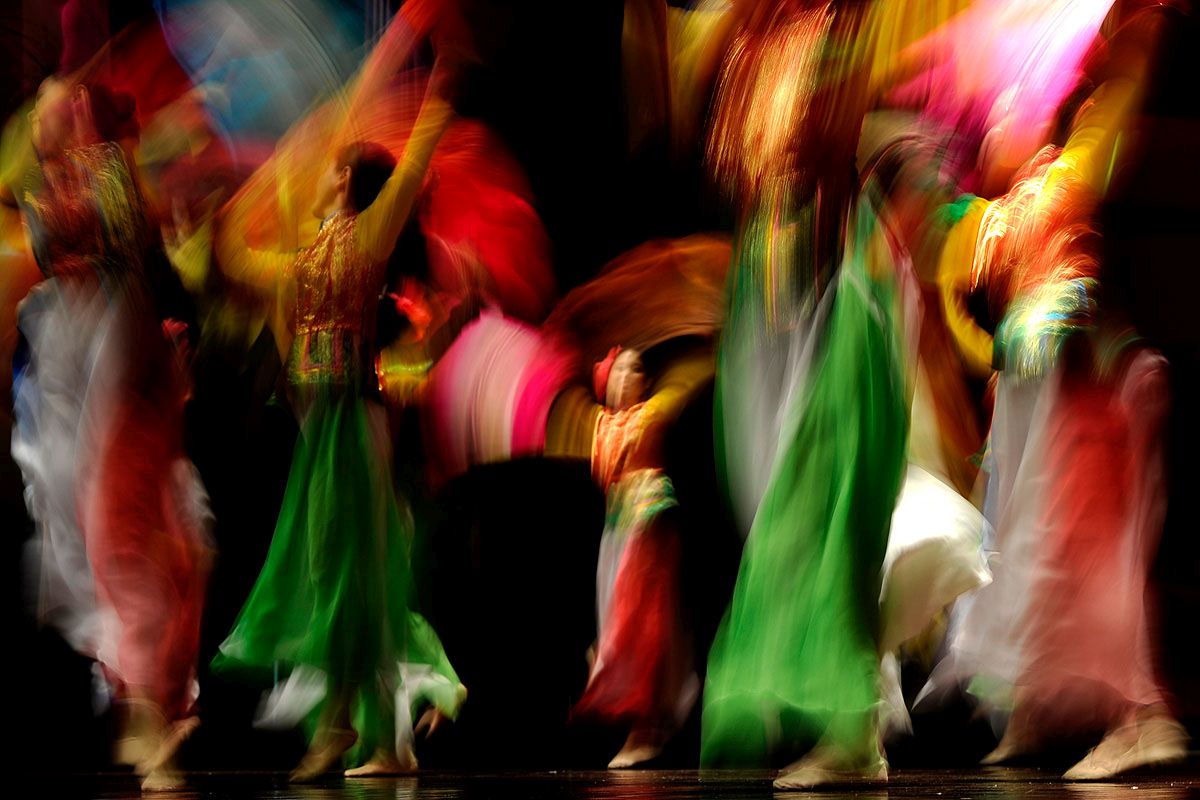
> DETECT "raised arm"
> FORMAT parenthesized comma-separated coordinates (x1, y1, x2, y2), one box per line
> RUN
(208, 1, 451, 287)
(334, 0, 444, 151)
(212, 204, 295, 294)
(645, 349, 714, 420)
(354, 83, 454, 264)
(1048, 8, 1163, 199)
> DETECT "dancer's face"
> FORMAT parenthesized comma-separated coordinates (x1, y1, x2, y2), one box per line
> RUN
(31, 79, 73, 159)
(312, 159, 350, 219)
(606, 349, 646, 411)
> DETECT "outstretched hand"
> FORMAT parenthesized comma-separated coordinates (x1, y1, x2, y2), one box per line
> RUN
(414, 705, 448, 739)
(427, 0, 479, 104)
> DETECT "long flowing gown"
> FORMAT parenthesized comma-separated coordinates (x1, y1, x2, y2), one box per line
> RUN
(703, 195, 909, 764)
(919, 22, 1172, 739)
(14, 142, 212, 723)
(573, 356, 710, 733)
(936, 339, 1172, 739)
(212, 99, 463, 762)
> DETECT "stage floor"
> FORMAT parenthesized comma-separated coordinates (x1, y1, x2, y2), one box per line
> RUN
(62, 766, 1200, 799)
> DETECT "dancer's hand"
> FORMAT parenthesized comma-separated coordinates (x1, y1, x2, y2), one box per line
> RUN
(414, 706, 447, 739)
(428, 2, 477, 104)
(413, 684, 467, 740)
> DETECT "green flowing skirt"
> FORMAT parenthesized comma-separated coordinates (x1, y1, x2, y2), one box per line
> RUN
(703, 211, 908, 765)
(213, 388, 460, 755)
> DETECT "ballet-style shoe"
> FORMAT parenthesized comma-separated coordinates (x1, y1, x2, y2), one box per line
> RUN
(139, 716, 200, 792)
(140, 766, 186, 793)
(115, 698, 167, 770)
(773, 747, 888, 791)
(608, 744, 663, 769)
(141, 716, 200, 775)
(981, 733, 1032, 766)
(345, 745, 418, 777)
(981, 745, 1017, 766)
(1064, 716, 1188, 781)
(290, 728, 358, 783)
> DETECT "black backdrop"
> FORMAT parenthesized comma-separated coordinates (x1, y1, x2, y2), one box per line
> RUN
(4, 0, 1200, 773)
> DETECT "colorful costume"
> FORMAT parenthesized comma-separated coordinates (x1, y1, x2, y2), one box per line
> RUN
(14, 142, 212, 726)
(573, 355, 708, 736)
(213, 98, 463, 762)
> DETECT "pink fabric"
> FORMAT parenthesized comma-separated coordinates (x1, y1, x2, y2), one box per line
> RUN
(886, 0, 1113, 189)
(423, 122, 556, 323)
(426, 312, 574, 482)
(512, 350, 575, 455)
(1017, 350, 1168, 726)
(81, 378, 211, 721)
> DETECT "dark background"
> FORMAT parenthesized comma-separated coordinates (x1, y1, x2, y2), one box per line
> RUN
(3, 0, 1198, 774)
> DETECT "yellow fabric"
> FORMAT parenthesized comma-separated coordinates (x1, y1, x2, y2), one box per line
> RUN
(863, 0, 974, 95)
(214, 95, 452, 316)
(354, 97, 452, 264)
(937, 197, 993, 378)
(166, 218, 213, 295)
(1049, 76, 1139, 200)
(546, 386, 603, 461)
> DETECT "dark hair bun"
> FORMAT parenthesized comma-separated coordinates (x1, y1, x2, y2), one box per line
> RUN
(336, 140, 398, 212)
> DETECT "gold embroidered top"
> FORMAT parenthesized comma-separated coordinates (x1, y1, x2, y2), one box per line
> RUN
(23, 142, 153, 286)
(589, 350, 714, 490)
(285, 210, 383, 386)
(215, 97, 453, 388)
(292, 210, 381, 336)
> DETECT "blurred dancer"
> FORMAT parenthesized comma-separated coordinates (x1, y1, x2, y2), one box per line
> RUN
(696, 0, 983, 788)
(422, 231, 729, 767)
(9, 76, 212, 791)
(210, 8, 467, 780)
(925, 5, 1188, 779)
(572, 346, 706, 768)
(851, 133, 993, 742)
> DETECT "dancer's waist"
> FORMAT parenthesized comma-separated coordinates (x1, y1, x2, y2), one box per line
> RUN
(287, 327, 368, 386)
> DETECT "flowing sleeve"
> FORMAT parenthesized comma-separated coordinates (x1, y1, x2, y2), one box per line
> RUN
(209, 0, 442, 290)
(1040, 9, 1161, 200)
(545, 386, 603, 462)
(424, 311, 578, 484)
(213, 212, 294, 293)
(645, 350, 714, 421)
(354, 95, 454, 265)
(1050, 23, 1156, 200)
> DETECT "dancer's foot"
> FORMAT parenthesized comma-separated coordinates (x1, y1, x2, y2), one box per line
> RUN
(141, 716, 199, 776)
(773, 745, 888, 790)
(138, 716, 199, 791)
(290, 727, 358, 783)
(140, 766, 186, 792)
(1135, 713, 1190, 767)
(115, 698, 166, 769)
(1064, 713, 1188, 781)
(608, 725, 666, 769)
(608, 743, 662, 769)
(981, 743, 1021, 765)
(981, 727, 1035, 766)
(345, 745, 418, 777)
